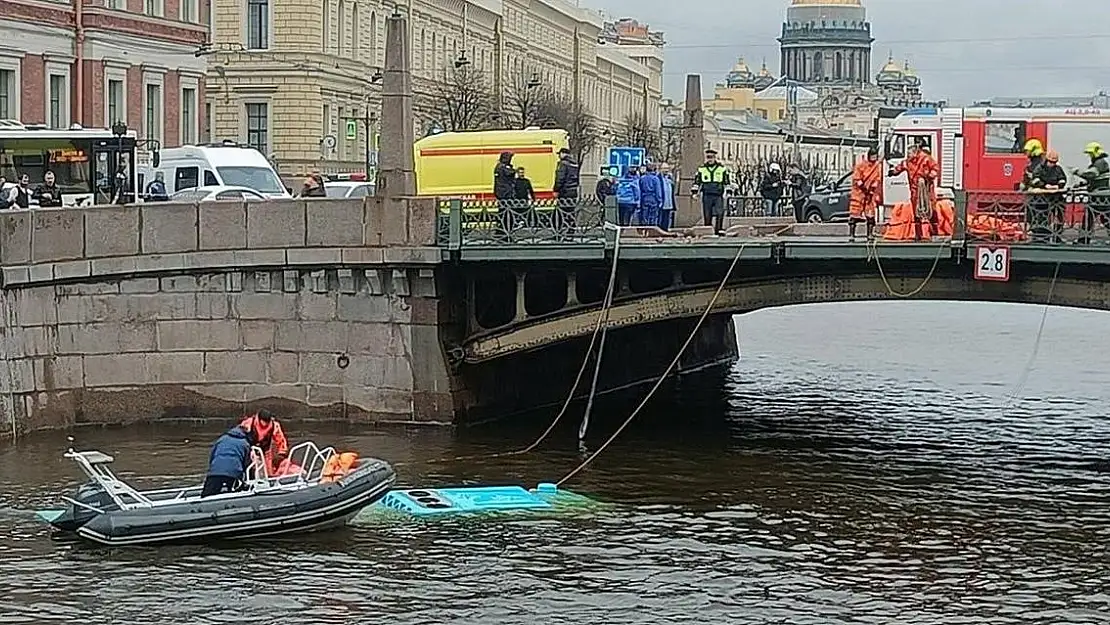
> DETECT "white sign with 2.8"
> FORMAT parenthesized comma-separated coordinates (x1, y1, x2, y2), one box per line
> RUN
(974, 245, 1010, 281)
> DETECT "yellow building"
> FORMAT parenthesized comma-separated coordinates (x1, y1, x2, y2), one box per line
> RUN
(205, 0, 663, 183)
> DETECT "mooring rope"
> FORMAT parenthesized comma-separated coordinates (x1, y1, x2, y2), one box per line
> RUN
(998, 260, 1060, 413)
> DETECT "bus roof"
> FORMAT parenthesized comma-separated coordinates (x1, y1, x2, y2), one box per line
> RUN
(0, 119, 138, 140)
(893, 107, 1110, 125)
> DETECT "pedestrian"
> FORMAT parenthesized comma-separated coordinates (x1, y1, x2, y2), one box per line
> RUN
(300, 173, 327, 197)
(759, 163, 784, 216)
(33, 171, 62, 208)
(553, 147, 580, 233)
(638, 163, 664, 227)
(595, 172, 614, 205)
(9, 174, 31, 209)
(1074, 142, 1110, 242)
(513, 166, 535, 229)
(659, 164, 676, 230)
(848, 147, 882, 241)
(615, 167, 641, 226)
(692, 149, 729, 235)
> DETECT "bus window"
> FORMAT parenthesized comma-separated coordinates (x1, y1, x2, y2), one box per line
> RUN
(204, 170, 218, 186)
(175, 166, 199, 191)
(985, 121, 1025, 154)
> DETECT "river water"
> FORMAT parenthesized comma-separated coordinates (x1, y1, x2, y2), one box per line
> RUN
(1, 301, 1109, 624)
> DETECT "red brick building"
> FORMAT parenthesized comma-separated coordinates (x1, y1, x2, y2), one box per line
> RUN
(0, 0, 209, 148)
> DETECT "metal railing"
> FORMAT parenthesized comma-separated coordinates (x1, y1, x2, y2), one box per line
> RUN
(961, 189, 1110, 245)
(724, 194, 799, 218)
(436, 197, 615, 248)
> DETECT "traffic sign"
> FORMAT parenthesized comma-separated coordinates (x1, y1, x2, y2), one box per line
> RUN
(607, 146, 646, 176)
(973, 245, 1010, 281)
(345, 120, 357, 140)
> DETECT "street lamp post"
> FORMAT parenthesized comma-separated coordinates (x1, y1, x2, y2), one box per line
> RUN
(110, 121, 127, 203)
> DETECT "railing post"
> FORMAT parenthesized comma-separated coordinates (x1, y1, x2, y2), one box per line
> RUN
(448, 198, 462, 251)
(954, 189, 968, 247)
(604, 195, 617, 251)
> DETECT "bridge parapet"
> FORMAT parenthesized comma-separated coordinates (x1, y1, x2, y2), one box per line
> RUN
(0, 197, 442, 287)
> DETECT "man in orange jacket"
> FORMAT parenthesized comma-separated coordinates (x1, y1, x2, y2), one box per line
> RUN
(889, 142, 940, 241)
(849, 147, 882, 241)
(239, 409, 289, 475)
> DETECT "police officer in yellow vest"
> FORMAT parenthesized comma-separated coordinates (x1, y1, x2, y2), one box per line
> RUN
(692, 148, 730, 235)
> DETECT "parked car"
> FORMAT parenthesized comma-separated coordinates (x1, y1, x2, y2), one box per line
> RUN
(324, 181, 375, 198)
(795, 172, 851, 223)
(170, 185, 269, 203)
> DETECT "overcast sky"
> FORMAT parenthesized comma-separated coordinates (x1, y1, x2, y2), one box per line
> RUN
(592, 0, 1110, 104)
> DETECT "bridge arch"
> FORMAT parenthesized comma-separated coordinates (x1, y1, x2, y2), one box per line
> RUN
(462, 269, 1110, 363)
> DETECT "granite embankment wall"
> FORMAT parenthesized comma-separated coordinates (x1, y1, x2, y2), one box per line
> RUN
(0, 198, 459, 438)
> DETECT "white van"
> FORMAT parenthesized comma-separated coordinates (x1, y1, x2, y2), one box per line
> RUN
(144, 141, 291, 198)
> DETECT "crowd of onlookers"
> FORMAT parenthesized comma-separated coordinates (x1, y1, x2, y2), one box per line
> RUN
(0, 171, 65, 209)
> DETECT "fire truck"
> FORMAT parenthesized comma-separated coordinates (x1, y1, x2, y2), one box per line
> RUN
(881, 106, 1110, 214)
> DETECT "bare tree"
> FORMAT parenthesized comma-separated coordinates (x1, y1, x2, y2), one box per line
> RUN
(657, 123, 682, 165)
(535, 96, 601, 165)
(615, 111, 661, 157)
(503, 74, 556, 128)
(425, 66, 497, 132)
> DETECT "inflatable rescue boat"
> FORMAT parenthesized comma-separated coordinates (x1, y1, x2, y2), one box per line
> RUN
(37, 442, 395, 546)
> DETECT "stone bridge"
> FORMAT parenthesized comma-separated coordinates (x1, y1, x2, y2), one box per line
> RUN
(2, 197, 1108, 437)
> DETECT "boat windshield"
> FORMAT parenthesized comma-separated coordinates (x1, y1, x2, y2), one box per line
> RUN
(216, 166, 285, 195)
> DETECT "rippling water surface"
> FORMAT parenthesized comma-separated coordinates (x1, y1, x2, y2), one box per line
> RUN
(2, 301, 1110, 624)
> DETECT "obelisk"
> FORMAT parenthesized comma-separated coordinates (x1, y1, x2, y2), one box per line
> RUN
(376, 12, 415, 197)
(676, 74, 706, 228)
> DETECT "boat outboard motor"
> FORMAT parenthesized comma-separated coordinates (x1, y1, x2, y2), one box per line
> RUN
(51, 481, 117, 532)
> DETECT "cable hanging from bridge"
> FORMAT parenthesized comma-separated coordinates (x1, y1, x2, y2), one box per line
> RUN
(998, 260, 1061, 415)
(556, 242, 748, 487)
(867, 237, 948, 298)
(401, 225, 625, 468)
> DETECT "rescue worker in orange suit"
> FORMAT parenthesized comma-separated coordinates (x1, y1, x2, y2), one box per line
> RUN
(888, 142, 940, 241)
(848, 146, 882, 241)
(239, 409, 289, 475)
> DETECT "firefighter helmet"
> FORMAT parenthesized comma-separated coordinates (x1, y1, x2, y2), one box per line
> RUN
(1085, 142, 1103, 155)
(1023, 139, 1044, 156)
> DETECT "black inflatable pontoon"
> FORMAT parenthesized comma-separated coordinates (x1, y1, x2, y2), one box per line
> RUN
(41, 442, 395, 546)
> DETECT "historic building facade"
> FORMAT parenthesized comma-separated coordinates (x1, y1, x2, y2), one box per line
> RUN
(206, 0, 663, 181)
(0, 0, 208, 146)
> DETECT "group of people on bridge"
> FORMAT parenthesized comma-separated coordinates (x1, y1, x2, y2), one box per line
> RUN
(847, 143, 955, 242)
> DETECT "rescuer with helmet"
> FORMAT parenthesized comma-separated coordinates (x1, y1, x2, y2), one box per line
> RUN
(888, 140, 939, 241)
(1027, 151, 1068, 242)
(1020, 138, 1047, 191)
(1075, 142, 1110, 242)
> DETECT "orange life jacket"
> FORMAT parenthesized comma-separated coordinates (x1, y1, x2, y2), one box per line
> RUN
(320, 452, 361, 483)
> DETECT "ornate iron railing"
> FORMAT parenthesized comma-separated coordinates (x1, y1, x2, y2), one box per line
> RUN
(961, 189, 1110, 245)
(724, 195, 796, 218)
(435, 197, 615, 248)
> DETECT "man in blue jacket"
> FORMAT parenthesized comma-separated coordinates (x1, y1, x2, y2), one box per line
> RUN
(659, 164, 677, 230)
(201, 425, 256, 497)
(614, 168, 641, 226)
(637, 163, 665, 227)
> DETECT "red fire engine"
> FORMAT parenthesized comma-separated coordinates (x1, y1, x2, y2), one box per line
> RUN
(881, 106, 1110, 216)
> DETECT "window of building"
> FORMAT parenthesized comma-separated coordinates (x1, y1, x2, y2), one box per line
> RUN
(106, 75, 125, 126)
(322, 0, 329, 53)
(985, 121, 1025, 155)
(337, 0, 346, 57)
(144, 0, 163, 17)
(48, 74, 67, 128)
(204, 102, 211, 142)
(0, 68, 15, 119)
(144, 81, 163, 143)
(108, 0, 124, 9)
(245, 102, 269, 154)
(181, 87, 197, 144)
(181, 0, 197, 22)
(247, 0, 269, 50)
(351, 4, 359, 60)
